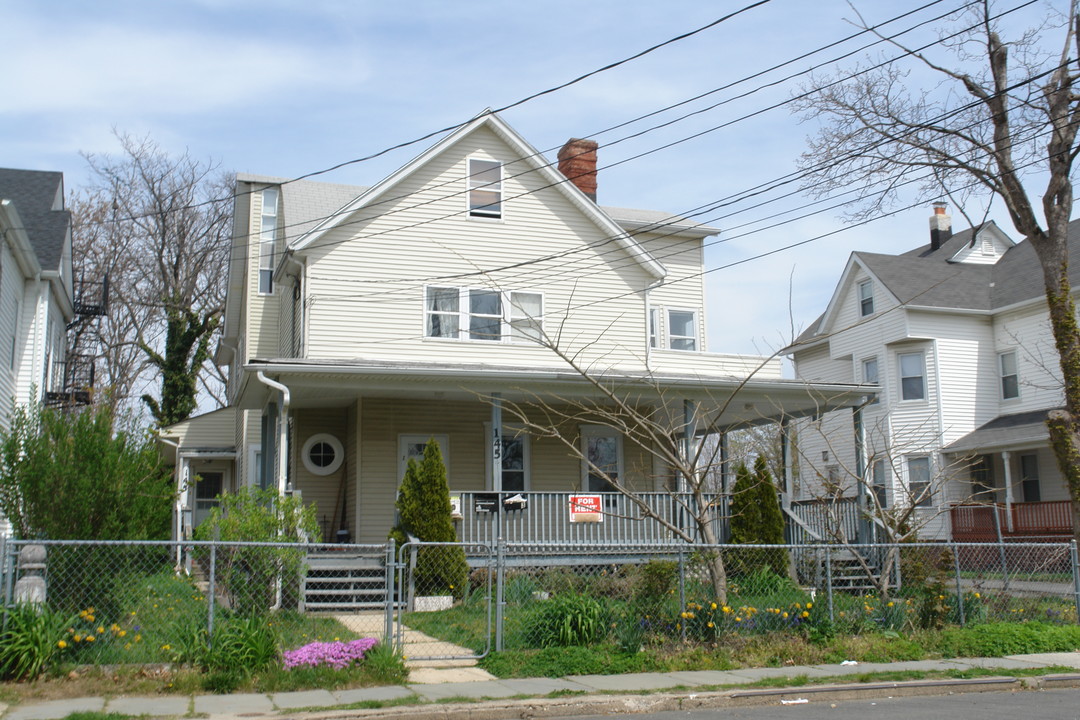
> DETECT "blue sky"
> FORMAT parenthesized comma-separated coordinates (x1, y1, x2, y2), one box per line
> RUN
(2, 0, 1051, 360)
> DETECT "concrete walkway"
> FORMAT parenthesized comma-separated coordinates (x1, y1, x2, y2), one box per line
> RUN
(3, 652, 1080, 720)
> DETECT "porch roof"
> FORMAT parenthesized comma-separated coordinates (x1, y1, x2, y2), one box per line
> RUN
(941, 408, 1058, 455)
(241, 358, 870, 430)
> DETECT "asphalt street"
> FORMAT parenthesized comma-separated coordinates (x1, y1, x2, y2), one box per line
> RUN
(570, 687, 1080, 720)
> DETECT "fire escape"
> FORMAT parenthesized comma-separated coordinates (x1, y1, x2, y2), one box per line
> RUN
(44, 275, 108, 411)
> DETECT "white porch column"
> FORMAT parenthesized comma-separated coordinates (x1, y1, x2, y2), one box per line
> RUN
(491, 393, 502, 492)
(780, 417, 792, 510)
(1001, 450, 1014, 532)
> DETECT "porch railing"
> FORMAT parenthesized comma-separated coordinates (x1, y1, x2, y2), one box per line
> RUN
(950, 501, 1072, 541)
(454, 491, 728, 547)
(786, 497, 862, 544)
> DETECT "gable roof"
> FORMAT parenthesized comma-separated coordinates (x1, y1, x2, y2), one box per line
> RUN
(289, 112, 669, 279)
(0, 168, 69, 273)
(236, 173, 368, 246)
(793, 218, 1080, 347)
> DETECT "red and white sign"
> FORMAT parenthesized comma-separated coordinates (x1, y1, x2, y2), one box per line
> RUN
(569, 494, 603, 523)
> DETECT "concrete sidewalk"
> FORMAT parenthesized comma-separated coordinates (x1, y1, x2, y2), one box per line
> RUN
(4, 652, 1080, 720)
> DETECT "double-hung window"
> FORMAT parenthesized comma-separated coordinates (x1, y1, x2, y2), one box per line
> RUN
(425, 287, 543, 343)
(858, 280, 874, 317)
(648, 308, 659, 349)
(667, 309, 698, 351)
(898, 351, 926, 401)
(999, 351, 1019, 400)
(468, 159, 502, 218)
(862, 356, 880, 404)
(259, 188, 279, 295)
(871, 459, 887, 509)
(907, 456, 932, 507)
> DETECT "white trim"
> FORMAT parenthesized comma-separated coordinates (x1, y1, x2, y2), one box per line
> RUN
(301, 433, 344, 476)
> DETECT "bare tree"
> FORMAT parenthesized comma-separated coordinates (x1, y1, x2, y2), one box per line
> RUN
(795, 1, 1080, 545)
(72, 133, 231, 425)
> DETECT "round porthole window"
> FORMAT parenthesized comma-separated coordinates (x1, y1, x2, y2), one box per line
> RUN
(301, 433, 344, 476)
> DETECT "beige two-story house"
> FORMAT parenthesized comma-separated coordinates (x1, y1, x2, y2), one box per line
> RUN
(165, 112, 864, 545)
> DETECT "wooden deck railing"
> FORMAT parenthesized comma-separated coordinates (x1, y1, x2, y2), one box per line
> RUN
(454, 491, 729, 546)
(949, 501, 1072, 541)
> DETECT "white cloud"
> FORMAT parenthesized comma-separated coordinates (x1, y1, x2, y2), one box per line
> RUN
(5, 12, 369, 116)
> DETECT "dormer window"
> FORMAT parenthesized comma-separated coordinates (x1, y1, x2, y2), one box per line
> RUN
(858, 280, 874, 317)
(468, 159, 502, 218)
(259, 188, 279, 295)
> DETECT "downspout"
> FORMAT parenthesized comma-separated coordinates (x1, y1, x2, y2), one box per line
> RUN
(159, 436, 184, 570)
(256, 371, 291, 494)
(255, 371, 292, 611)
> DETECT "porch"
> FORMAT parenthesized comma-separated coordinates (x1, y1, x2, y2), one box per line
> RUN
(949, 500, 1073, 541)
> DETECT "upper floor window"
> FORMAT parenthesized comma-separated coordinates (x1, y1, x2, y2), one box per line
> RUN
(468, 158, 502, 218)
(858, 280, 874, 317)
(425, 286, 542, 343)
(871, 459, 887, 509)
(648, 308, 659, 349)
(259, 188, 279, 295)
(861, 356, 880, 404)
(667, 309, 698, 351)
(898, 351, 926, 401)
(999, 350, 1019, 400)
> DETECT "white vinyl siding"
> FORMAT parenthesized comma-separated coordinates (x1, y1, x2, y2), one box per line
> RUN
(303, 126, 656, 371)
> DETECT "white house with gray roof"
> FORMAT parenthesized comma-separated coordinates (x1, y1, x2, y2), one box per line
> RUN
(790, 205, 1078, 541)
(0, 169, 76, 427)
(166, 111, 865, 558)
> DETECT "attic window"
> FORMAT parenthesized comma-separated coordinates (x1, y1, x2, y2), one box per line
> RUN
(468, 159, 502, 218)
(858, 280, 874, 317)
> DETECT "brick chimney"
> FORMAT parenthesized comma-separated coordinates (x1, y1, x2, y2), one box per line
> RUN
(929, 202, 952, 251)
(557, 138, 598, 201)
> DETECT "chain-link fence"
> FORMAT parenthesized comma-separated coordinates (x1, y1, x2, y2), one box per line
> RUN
(4, 539, 1078, 665)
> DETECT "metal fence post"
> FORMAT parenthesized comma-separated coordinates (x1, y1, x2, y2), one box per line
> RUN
(495, 537, 505, 652)
(951, 542, 966, 626)
(678, 547, 687, 642)
(1071, 540, 1080, 625)
(991, 509, 1010, 592)
(408, 543, 418, 613)
(384, 539, 395, 645)
(825, 548, 834, 623)
(207, 543, 217, 645)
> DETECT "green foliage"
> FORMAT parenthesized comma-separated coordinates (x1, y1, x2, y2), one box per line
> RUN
(361, 641, 409, 684)
(633, 560, 678, 607)
(0, 604, 78, 680)
(0, 403, 173, 540)
(728, 458, 787, 576)
(194, 487, 319, 613)
(526, 593, 607, 648)
(479, 645, 660, 678)
(390, 440, 468, 599)
(204, 614, 279, 671)
(938, 622, 1080, 657)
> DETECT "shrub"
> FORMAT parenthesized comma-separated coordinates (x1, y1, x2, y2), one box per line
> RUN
(525, 593, 607, 647)
(939, 621, 1080, 657)
(728, 458, 787, 576)
(389, 440, 468, 599)
(194, 487, 319, 613)
(633, 560, 678, 607)
(358, 641, 409, 684)
(0, 604, 78, 680)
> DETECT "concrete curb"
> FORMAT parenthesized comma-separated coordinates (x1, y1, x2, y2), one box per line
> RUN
(279, 674, 1080, 720)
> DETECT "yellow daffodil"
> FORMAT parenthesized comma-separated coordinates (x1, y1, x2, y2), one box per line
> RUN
(57, 640, 67, 649)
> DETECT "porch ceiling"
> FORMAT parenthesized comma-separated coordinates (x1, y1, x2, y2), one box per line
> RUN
(240, 359, 869, 430)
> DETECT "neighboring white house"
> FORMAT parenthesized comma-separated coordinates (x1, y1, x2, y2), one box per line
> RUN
(0, 168, 76, 429)
(789, 204, 1077, 541)
(168, 111, 864, 544)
